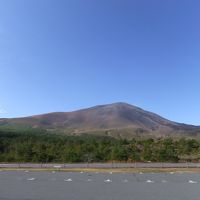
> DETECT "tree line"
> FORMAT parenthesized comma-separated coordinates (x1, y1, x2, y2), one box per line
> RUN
(0, 129, 200, 163)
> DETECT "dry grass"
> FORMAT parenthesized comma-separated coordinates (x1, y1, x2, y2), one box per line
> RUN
(1, 167, 200, 173)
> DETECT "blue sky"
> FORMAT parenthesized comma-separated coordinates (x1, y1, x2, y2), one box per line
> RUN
(0, 0, 200, 125)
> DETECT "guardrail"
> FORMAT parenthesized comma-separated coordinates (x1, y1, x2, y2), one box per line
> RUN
(0, 162, 200, 169)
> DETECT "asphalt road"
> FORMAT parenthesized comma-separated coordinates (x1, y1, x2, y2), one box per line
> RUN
(1, 171, 200, 200)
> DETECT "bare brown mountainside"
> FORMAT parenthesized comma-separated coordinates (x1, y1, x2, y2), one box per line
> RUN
(0, 102, 200, 138)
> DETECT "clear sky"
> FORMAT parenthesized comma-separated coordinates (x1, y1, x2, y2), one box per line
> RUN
(0, 0, 200, 125)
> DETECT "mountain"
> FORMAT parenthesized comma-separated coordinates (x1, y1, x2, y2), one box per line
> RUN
(0, 102, 200, 138)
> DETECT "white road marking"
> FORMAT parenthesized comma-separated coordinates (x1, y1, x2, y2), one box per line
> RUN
(64, 178, 72, 182)
(104, 179, 112, 183)
(146, 180, 154, 183)
(188, 180, 197, 184)
(27, 178, 35, 181)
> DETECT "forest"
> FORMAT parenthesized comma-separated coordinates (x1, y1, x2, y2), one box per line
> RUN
(0, 129, 200, 163)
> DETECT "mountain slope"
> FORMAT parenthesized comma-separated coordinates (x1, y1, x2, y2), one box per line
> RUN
(0, 102, 200, 138)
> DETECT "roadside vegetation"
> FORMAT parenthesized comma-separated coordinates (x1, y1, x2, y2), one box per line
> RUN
(0, 129, 200, 163)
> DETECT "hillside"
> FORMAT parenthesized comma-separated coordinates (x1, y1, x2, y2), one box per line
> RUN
(0, 102, 200, 138)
